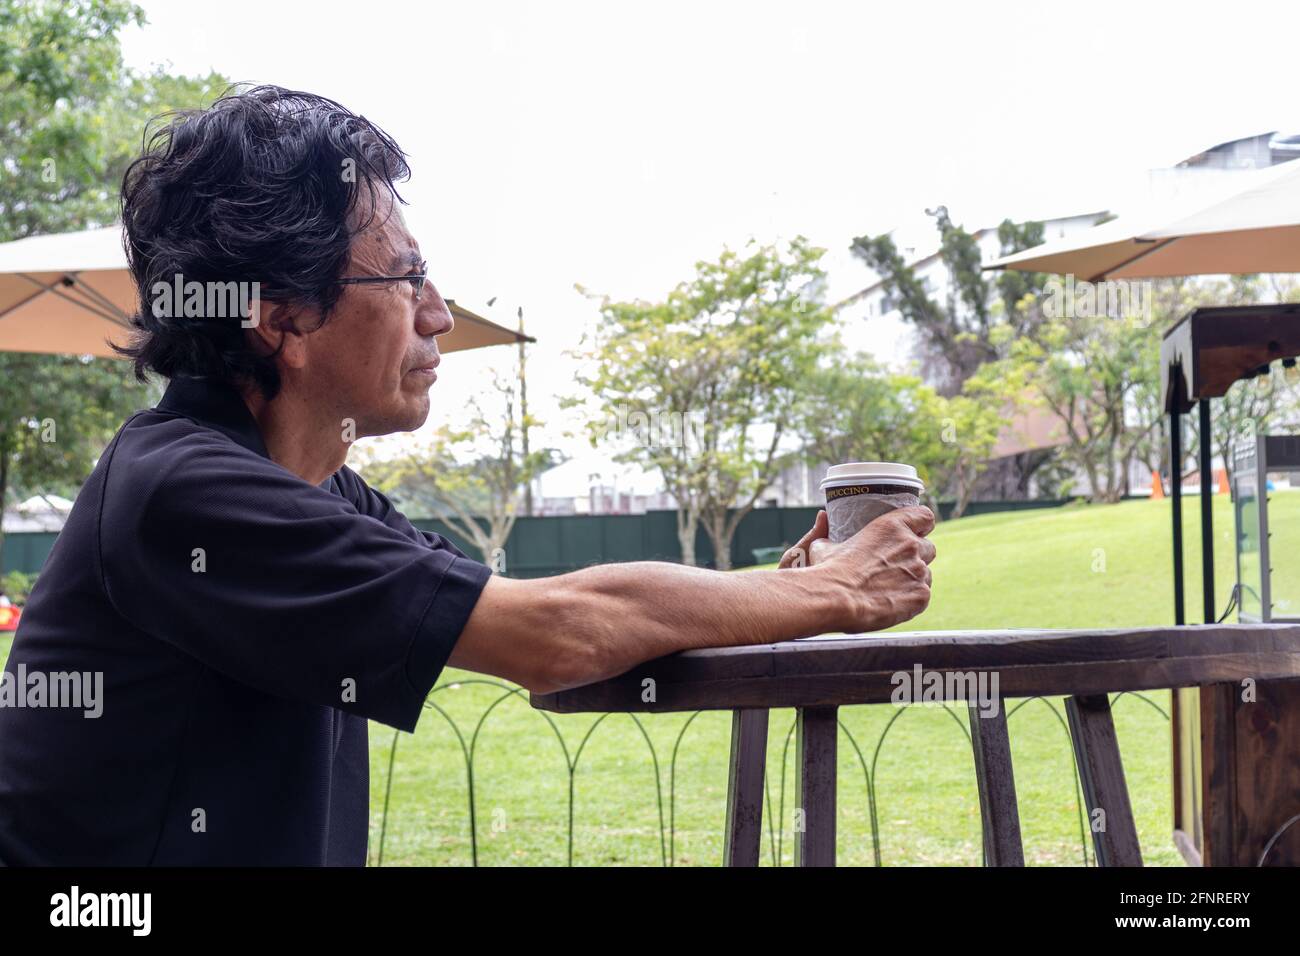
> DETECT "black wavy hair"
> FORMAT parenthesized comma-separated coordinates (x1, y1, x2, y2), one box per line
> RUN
(118, 84, 410, 399)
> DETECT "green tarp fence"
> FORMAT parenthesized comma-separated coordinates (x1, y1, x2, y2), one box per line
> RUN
(3, 499, 1076, 578)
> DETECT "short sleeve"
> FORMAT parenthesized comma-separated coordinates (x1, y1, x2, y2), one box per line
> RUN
(100, 435, 492, 732)
(330, 465, 474, 560)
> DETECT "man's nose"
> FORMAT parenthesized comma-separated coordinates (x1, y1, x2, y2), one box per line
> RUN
(418, 283, 455, 337)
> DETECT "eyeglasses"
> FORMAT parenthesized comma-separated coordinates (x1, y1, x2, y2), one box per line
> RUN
(336, 260, 428, 296)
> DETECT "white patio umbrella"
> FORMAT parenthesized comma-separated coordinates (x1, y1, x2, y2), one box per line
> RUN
(985, 157, 1300, 280)
(0, 226, 531, 358)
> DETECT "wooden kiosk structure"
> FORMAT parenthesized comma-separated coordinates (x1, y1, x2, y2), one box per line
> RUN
(1162, 303, 1300, 865)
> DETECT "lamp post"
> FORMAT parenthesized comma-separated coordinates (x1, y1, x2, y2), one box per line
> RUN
(518, 305, 532, 518)
(487, 297, 533, 518)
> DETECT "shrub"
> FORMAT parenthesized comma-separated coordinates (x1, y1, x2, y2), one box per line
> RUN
(0, 570, 37, 606)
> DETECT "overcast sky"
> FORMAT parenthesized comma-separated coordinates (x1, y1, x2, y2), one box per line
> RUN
(120, 0, 1300, 478)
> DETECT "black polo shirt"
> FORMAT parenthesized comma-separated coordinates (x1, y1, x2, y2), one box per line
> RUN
(0, 376, 492, 865)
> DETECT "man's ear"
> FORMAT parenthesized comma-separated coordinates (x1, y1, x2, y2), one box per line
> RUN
(247, 303, 310, 370)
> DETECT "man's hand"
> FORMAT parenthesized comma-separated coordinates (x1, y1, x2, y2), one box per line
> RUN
(821, 506, 936, 630)
(781, 506, 936, 632)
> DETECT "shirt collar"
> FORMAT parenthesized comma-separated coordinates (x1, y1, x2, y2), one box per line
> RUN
(156, 376, 272, 460)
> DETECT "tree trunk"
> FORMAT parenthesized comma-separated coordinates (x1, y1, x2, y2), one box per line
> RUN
(950, 461, 973, 519)
(676, 508, 699, 567)
(704, 514, 733, 571)
(1014, 449, 1053, 498)
(1085, 456, 1103, 504)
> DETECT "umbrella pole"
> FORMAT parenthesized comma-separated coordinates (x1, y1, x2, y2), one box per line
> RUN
(1171, 407, 1184, 625)
(1199, 399, 1215, 623)
(1169, 404, 1187, 855)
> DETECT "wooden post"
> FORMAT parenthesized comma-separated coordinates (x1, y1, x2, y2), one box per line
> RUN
(968, 703, 1024, 866)
(723, 708, 768, 867)
(1066, 694, 1143, 866)
(794, 706, 837, 867)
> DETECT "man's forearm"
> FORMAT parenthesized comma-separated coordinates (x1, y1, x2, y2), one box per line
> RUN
(451, 506, 935, 695)
(451, 561, 851, 695)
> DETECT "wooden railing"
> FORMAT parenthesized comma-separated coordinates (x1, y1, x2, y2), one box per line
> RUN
(532, 625, 1300, 867)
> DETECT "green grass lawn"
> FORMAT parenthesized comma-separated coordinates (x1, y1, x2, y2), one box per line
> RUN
(2, 493, 1285, 865)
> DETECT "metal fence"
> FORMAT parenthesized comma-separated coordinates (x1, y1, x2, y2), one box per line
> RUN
(369, 680, 1171, 867)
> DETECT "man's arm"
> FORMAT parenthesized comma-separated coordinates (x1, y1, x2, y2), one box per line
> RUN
(450, 506, 936, 694)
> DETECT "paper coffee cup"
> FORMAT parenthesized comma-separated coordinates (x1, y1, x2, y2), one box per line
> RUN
(820, 461, 924, 543)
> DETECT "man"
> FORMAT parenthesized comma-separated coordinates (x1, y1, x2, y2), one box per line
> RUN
(0, 87, 934, 865)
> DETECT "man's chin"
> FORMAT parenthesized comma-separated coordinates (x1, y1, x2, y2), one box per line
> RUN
(397, 395, 431, 432)
(364, 390, 431, 437)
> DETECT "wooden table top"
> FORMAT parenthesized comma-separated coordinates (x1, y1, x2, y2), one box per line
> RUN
(530, 624, 1300, 713)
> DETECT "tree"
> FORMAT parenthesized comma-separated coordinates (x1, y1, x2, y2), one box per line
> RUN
(990, 274, 1300, 504)
(360, 376, 556, 568)
(848, 207, 1053, 394)
(979, 311, 1162, 504)
(579, 237, 831, 569)
(797, 352, 1001, 518)
(0, 2, 227, 238)
(0, 0, 228, 570)
(929, 392, 1005, 517)
(849, 209, 1065, 500)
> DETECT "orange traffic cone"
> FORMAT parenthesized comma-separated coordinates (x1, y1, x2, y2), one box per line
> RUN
(1150, 469, 1165, 500)
(1216, 468, 1230, 495)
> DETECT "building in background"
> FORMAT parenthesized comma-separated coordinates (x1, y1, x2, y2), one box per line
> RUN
(1, 495, 73, 534)
(1148, 130, 1300, 205)
(531, 454, 675, 515)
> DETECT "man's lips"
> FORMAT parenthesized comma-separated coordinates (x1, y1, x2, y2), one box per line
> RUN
(406, 355, 441, 377)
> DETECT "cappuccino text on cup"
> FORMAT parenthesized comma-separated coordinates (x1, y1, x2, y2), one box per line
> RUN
(820, 462, 925, 544)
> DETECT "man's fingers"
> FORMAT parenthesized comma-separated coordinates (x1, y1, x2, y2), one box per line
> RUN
(918, 538, 937, 564)
(801, 509, 829, 547)
(779, 510, 829, 568)
(894, 505, 936, 537)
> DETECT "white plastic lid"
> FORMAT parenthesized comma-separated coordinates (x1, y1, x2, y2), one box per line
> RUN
(819, 461, 924, 491)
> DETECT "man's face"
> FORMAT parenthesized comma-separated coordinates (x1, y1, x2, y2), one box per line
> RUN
(292, 192, 453, 438)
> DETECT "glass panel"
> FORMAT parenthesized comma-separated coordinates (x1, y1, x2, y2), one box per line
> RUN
(1235, 471, 1263, 620)
(1265, 470, 1300, 620)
